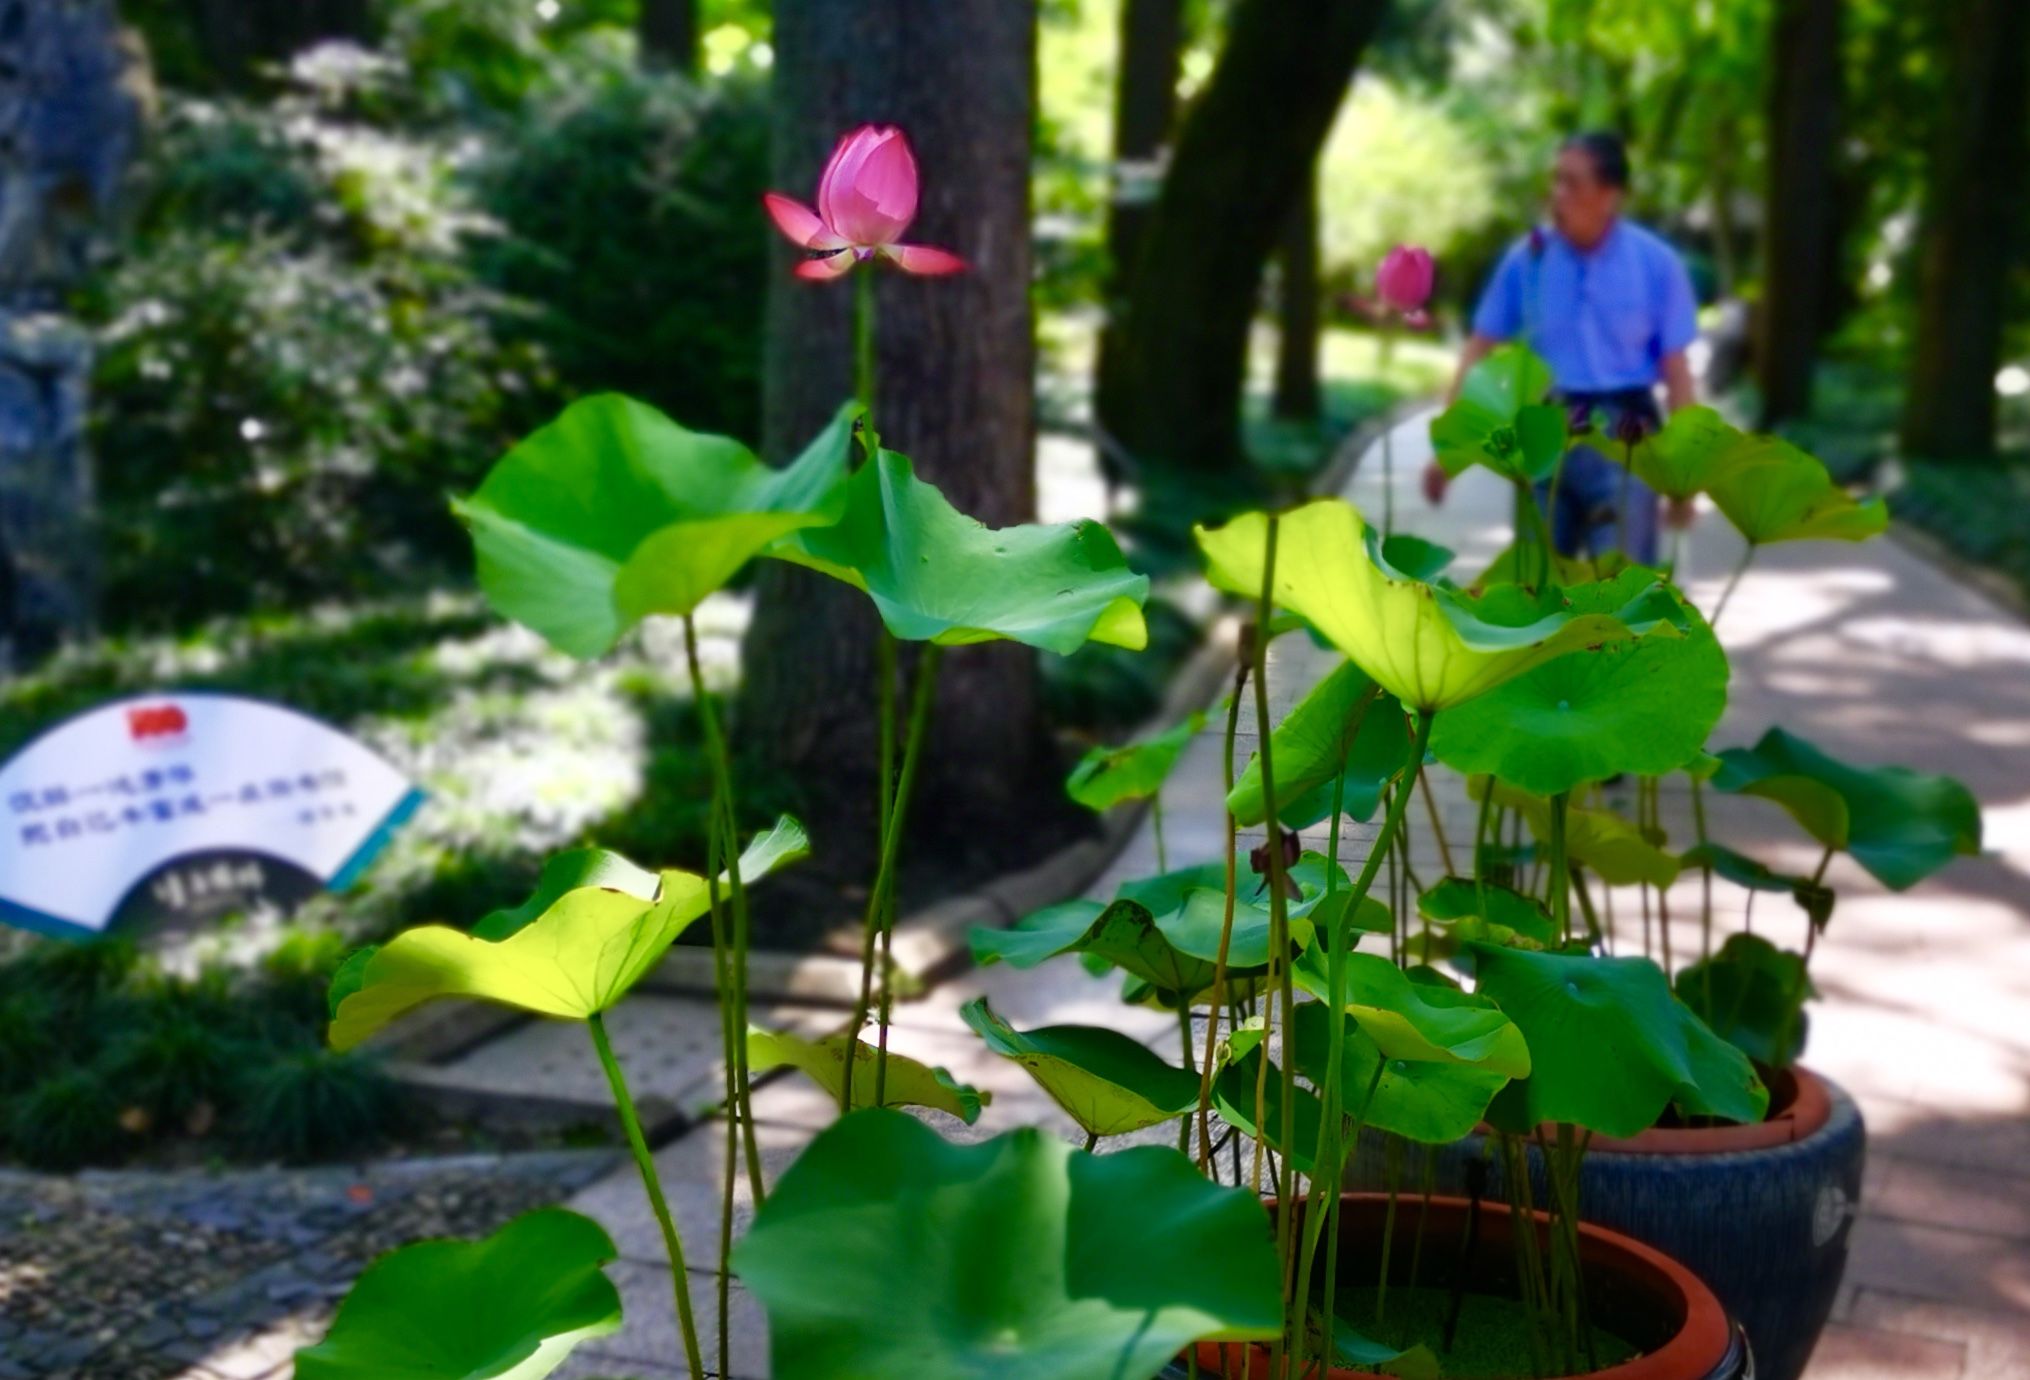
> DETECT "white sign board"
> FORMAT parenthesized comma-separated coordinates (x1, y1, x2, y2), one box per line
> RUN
(0, 693, 422, 939)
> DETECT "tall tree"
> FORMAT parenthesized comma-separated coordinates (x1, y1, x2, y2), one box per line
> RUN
(1095, 0, 1185, 447)
(1272, 169, 1322, 422)
(638, 0, 699, 71)
(739, 2, 1050, 890)
(1900, 0, 2030, 461)
(191, 0, 371, 85)
(1753, 0, 1841, 429)
(1096, 0, 1387, 475)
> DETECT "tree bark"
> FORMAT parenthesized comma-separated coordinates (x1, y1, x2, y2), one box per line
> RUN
(1094, 0, 1184, 477)
(638, 0, 699, 72)
(1095, 0, 1386, 475)
(1753, 0, 1841, 429)
(1273, 168, 1322, 422)
(1900, 0, 2030, 461)
(739, 2, 1055, 901)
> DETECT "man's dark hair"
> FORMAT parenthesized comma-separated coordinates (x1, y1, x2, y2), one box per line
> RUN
(1562, 131, 1631, 190)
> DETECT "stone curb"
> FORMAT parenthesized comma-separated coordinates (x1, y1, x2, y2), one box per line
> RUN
(1884, 518, 2030, 628)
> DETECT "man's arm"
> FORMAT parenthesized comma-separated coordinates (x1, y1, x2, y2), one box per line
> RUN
(1660, 349, 1695, 412)
(1447, 333, 1502, 405)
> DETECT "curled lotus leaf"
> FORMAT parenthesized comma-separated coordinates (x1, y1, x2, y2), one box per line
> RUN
(1703, 438, 1888, 546)
(1293, 949, 1531, 1077)
(1429, 345, 1565, 484)
(732, 1110, 1283, 1380)
(1065, 711, 1206, 811)
(1228, 660, 1410, 827)
(295, 1208, 621, 1380)
(328, 818, 808, 1050)
(747, 1026, 988, 1124)
(961, 998, 1199, 1137)
(1674, 934, 1815, 1068)
(1477, 778, 1682, 888)
(455, 396, 859, 659)
(1196, 500, 1681, 711)
(770, 449, 1149, 654)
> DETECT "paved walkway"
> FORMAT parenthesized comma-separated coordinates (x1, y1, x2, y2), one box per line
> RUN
(146, 414, 2030, 1378)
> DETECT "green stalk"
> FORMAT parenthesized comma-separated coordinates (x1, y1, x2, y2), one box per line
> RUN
(590, 1014, 707, 1380)
(1709, 545, 1756, 627)
(862, 644, 943, 1107)
(855, 265, 876, 422)
(682, 615, 765, 1205)
(704, 804, 735, 1367)
(1152, 792, 1170, 873)
(1177, 1003, 1196, 1155)
(1193, 670, 1250, 1171)
(1616, 436, 1635, 558)
(1548, 790, 1571, 944)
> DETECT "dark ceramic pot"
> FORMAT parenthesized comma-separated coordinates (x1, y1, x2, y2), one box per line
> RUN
(1346, 1067, 1861, 1380)
(1163, 1192, 1752, 1379)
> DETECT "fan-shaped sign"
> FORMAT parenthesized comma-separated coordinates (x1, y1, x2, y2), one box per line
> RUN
(0, 694, 421, 939)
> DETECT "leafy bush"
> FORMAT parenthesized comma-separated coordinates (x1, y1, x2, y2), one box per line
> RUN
(472, 66, 772, 443)
(235, 1047, 403, 1163)
(82, 84, 552, 630)
(7, 1069, 126, 1171)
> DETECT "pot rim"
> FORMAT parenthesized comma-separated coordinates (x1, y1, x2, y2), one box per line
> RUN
(1192, 1191, 1734, 1380)
(1582, 1062, 1831, 1156)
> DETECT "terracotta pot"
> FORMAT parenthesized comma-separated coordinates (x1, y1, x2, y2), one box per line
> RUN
(1172, 1193, 1748, 1379)
(1348, 1066, 1862, 1380)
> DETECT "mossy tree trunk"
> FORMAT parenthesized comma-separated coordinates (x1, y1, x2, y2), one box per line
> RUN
(1273, 168, 1322, 423)
(739, 1, 1062, 896)
(1900, 0, 2030, 461)
(1094, 0, 1386, 476)
(638, 0, 699, 72)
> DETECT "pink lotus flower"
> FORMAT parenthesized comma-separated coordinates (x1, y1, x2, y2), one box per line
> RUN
(764, 126, 966, 281)
(1376, 245, 1435, 319)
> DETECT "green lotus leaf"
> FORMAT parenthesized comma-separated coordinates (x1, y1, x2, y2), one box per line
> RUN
(1432, 572, 1726, 795)
(328, 818, 809, 1050)
(1293, 949, 1531, 1077)
(747, 1026, 989, 1124)
(1479, 779, 1681, 888)
(1429, 345, 1563, 483)
(1674, 934, 1815, 1068)
(1196, 500, 1679, 711)
(472, 849, 662, 942)
(971, 899, 1109, 969)
(961, 998, 1199, 1137)
(1618, 404, 1771, 501)
(732, 1110, 1283, 1380)
(295, 1208, 620, 1380)
(1065, 711, 1206, 811)
(1713, 727, 1981, 890)
(1703, 439, 1889, 545)
(455, 396, 859, 659)
(770, 449, 1150, 653)
(1373, 533, 1457, 584)
(1417, 877, 1557, 949)
(1475, 948, 1768, 1137)
(1681, 842, 1810, 894)
(1471, 542, 1624, 593)
(1228, 660, 1410, 826)
(1290, 1003, 1512, 1145)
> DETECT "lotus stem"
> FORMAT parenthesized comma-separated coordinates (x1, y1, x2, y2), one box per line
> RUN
(1194, 662, 1251, 1172)
(850, 642, 941, 1109)
(1419, 765, 1455, 875)
(1617, 436, 1635, 559)
(1709, 545, 1755, 627)
(1692, 776, 1714, 978)
(855, 266, 876, 431)
(1152, 791, 1169, 874)
(1548, 790, 1571, 944)
(589, 1014, 707, 1380)
(1177, 1003, 1195, 1155)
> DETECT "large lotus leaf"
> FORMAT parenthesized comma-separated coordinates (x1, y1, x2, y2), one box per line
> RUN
(771, 449, 1149, 653)
(471, 849, 660, 942)
(1713, 727, 1981, 890)
(1417, 877, 1557, 949)
(1471, 542, 1622, 593)
(456, 396, 858, 658)
(1704, 443, 1889, 546)
(971, 899, 1109, 970)
(328, 819, 809, 1050)
(1374, 532, 1457, 584)
(1428, 345, 1563, 483)
(733, 1110, 1282, 1380)
(1065, 711, 1206, 811)
(1478, 779, 1681, 888)
(295, 1208, 620, 1380)
(1681, 842, 1811, 894)
(1674, 934, 1815, 1068)
(1293, 949, 1530, 1077)
(1618, 404, 1772, 501)
(1196, 501, 1680, 711)
(747, 1026, 988, 1124)
(961, 998, 1199, 1137)
(1228, 660, 1410, 826)
(1433, 572, 1726, 795)
(1475, 948, 1768, 1137)
(1290, 1003, 1512, 1145)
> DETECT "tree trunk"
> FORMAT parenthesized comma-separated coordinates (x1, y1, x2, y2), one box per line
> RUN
(1753, 0, 1841, 429)
(638, 0, 699, 72)
(192, 0, 372, 86)
(1273, 168, 1321, 422)
(1095, 0, 1386, 475)
(739, 2, 1054, 905)
(1094, 0, 1184, 479)
(1900, 0, 2030, 461)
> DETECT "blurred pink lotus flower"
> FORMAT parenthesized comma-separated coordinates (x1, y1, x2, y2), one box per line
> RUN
(764, 126, 966, 281)
(1376, 245, 1435, 323)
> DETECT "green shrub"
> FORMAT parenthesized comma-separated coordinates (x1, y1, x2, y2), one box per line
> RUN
(102, 1012, 245, 1128)
(8, 1069, 127, 1171)
(235, 1048, 405, 1163)
(0, 987, 57, 1095)
(473, 66, 771, 443)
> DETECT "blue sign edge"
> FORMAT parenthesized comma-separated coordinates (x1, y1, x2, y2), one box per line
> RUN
(1, 786, 428, 941)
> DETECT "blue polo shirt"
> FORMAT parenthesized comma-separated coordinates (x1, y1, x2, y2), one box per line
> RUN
(1471, 220, 1698, 393)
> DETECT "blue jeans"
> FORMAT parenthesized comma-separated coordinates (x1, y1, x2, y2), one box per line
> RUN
(1534, 391, 1662, 566)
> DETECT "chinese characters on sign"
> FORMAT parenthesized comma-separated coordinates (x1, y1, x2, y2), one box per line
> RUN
(0, 694, 422, 938)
